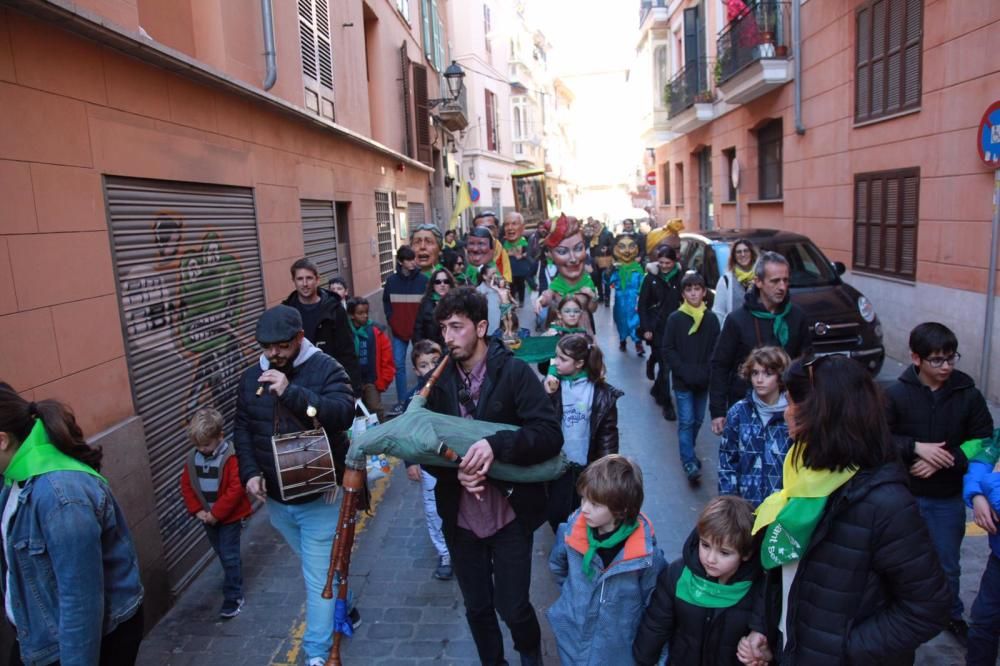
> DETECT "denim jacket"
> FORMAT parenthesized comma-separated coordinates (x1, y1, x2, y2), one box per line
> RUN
(1, 471, 144, 666)
(547, 510, 664, 666)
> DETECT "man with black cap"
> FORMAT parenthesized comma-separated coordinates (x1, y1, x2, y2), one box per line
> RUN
(233, 304, 356, 666)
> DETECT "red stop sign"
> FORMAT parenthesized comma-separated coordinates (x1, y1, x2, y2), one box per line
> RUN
(646, 171, 656, 186)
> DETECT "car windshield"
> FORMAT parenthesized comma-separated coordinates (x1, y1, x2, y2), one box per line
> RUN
(771, 240, 838, 287)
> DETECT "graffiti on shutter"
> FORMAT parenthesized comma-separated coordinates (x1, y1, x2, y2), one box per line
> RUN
(105, 177, 266, 589)
(302, 200, 340, 281)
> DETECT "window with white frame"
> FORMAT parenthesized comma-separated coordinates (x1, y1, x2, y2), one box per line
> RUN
(395, 0, 409, 22)
(654, 45, 669, 108)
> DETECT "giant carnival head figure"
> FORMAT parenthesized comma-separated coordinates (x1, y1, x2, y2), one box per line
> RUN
(409, 223, 443, 272)
(472, 211, 500, 239)
(644, 218, 685, 259)
(465, 226, 495, 268)
(613, 234, 640, 264)
(544, 214, 587, 283)
(503, 211, 525, 243)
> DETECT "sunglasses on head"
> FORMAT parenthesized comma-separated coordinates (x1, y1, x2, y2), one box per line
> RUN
(802, 353, 849, 385)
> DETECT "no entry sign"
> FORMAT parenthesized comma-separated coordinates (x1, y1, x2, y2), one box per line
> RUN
(979, 100, 1000, 167)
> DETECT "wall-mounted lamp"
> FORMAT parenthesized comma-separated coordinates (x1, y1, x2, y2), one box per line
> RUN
(429, 61, 466, 107)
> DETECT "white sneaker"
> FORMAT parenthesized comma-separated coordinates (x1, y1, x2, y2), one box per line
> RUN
(308, 658, 325, 666)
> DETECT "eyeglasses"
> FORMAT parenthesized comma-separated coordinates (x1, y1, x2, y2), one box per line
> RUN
(434, 279, 452, 285)
(734, 249, 752, 256)
(923, 353, 961, 368)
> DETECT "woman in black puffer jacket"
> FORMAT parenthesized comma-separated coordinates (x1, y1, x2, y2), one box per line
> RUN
(412, 267, 455, 348)
(738, 355, 950, 666)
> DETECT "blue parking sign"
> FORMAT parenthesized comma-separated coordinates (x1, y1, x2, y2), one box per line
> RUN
(980, 101, 1000, 167)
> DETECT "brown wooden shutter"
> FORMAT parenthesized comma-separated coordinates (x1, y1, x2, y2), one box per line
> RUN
(401, 42, 413, 158)
(412, 63, 432, 165)
(855, 0, 922, 123)
(485, 90, 496, 151)
(853, 168, 919, 280)
(853, 179, 869, 267)
(902, 0, 922, 108)
(855, 6, 871, 121)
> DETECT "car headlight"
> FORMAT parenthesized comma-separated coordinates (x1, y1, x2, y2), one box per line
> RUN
(858, 295, 876, 323)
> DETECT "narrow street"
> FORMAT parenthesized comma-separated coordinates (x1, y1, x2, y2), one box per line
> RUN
(138, 302, 977, 665)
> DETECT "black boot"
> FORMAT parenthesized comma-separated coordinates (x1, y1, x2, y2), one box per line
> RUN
(519, 649, 544, 666)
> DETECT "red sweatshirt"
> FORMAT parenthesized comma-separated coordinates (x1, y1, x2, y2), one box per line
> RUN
(180, 452, 253, 524)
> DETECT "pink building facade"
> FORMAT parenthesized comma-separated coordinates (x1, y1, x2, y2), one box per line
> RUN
(0, 0, 461, 621)
(644, 0, 1000, 397)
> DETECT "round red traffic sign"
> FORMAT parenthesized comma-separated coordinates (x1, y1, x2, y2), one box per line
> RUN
(646, 170, 656, 186)
(978, 100, 1000, 167)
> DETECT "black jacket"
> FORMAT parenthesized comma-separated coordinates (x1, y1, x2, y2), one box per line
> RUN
(885, 366, 993, 498)
(423, 337, 563, 533)
(662, 308, 721, 392)
(549, 381, 623, 464)
(709, 289, 810, 419)
(633, 529, 761, 666)
(233, 344, 355, 504)
(412, 295, 444, 348)
(752, 463, 950, 665)
(637, 269, 683, 344)
(283, 289, 362, 391)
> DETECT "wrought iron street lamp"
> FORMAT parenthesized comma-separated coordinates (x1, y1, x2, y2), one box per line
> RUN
(429, 61, 466, 106)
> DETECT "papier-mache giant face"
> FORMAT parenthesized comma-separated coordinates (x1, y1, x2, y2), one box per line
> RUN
(613, 235, 639, 264)
(466, 232, 493, 268)
(410, 229, 441, 271)
(545, 215, 587, 283)
(503, 216, 525, 243)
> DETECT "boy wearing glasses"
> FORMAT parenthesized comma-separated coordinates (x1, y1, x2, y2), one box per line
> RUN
(885, 321, 994, 644)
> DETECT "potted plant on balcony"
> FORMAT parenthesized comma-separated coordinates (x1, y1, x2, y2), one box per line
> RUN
(694, 89, 716, 104)
(663, 84, 672, 107)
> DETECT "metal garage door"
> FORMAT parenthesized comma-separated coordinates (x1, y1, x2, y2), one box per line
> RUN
(104, 177, 267, 590)
(301, 199, 340, 281)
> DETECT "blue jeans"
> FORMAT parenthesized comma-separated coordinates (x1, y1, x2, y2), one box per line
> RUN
(391, 335, 411, 403)
(204, 520, 243, 602)
(267, 496, 342, 661)
(674, 389, 708, 468)
(969, 553, 1000, 665)
(916, 494, 966, 619)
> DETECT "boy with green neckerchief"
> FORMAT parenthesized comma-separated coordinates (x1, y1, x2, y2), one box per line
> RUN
(633, 495, 762, 665)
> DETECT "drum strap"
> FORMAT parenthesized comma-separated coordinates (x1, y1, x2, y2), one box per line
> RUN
(272, 397, 310, 436)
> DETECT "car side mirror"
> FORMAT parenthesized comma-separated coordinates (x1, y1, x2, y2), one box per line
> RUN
(833, 261, 846, 276)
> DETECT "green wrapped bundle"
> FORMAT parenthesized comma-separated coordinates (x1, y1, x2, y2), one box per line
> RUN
(511, 335, 559, 364)
(347, 394, 568, 483)
(961, 427, 1000, 466)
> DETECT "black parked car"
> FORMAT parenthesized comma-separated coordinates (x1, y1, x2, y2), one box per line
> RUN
(678, 228, 885, 374)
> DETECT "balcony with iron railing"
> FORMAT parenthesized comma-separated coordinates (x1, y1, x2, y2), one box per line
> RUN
(639, 0, 668, 28)
(664, 58, 718, 134)
(715, 1, 793, 105)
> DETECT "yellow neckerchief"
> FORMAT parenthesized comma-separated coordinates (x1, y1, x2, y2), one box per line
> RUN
(733, 265, 755, 287)
(678, 302, 707, 334)
(752, 442, 857, 535)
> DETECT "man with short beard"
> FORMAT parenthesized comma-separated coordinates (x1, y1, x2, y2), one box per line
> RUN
(422, 288, 562, 666)
(233, 305, 356, 666)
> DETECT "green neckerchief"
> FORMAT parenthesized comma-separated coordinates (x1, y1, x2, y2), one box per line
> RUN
(675, 566, 752, 608)
(962, 428, 1000, 465)
(348, 318, 372, 356)
(749, 300, 792, 347)
(678, 302, 707, 334)
(549, 324, 586, 336)
(549, 273, 596, 298)
(421, 263, 444, 277)
(546, 364, 588, 382)
(466, 263, 493, 284)
(753, 443, 856, 569)
(583, 520, 639, 580)
(615, 261, 643, 289)
(4, 419, 105, 486)
(503, 238, 528, 251)
(658, 265, 680, 283)
(431, 292, 442, 302)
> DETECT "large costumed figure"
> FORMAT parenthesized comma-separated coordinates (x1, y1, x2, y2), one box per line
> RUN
(503, 211, 533, 305)
(471, 211, 513, 282)
(607, 233, 645, 356)
(409, 223, 444, 276)
(534, 214, 598, 334)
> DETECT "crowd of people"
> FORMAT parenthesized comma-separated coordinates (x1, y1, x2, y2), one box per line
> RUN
(3, 211, 1000, 666)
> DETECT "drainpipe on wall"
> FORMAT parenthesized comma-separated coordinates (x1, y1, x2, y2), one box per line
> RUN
(981, 169, 1000, 398)
(792, 0, 805, 135)
(261, 0, 277, 91)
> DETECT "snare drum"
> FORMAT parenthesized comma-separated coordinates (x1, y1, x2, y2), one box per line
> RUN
(271, 428, 338, 501)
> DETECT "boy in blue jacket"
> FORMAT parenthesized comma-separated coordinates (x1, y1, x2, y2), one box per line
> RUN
(548, 455, 664, 666)
(963, 432, 1000, 664)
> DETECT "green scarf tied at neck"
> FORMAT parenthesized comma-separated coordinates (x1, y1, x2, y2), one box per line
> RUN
(615, 261, 643, 289)
(348, 319, 372, 356)
(659, 265, 680, 283)
(749, 300, 792, 347)
(675, 566, 752, 608)
(549, 274, 596, 298)
(583, 520, 639, 580)
(4, 418, 105, 486)
(546, 364, 588, 382)
(678, 302, 707, 334)
(549, 324, 586, 336)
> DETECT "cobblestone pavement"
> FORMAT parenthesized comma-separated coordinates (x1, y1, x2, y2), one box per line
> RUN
(138, 303, 989, 665)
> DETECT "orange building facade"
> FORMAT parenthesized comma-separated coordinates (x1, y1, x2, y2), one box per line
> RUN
(641, 0, 1000, 396)
(0, 0, 460, 621)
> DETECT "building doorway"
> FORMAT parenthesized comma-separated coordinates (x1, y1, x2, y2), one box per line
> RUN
(698, 148, 714, 230)
(335, 201, 354, 295)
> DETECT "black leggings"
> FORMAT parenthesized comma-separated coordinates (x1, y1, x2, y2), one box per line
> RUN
(10, 605, 144, 666)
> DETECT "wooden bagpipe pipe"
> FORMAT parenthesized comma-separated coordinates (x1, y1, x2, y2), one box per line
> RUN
(319, 353, 567, 664)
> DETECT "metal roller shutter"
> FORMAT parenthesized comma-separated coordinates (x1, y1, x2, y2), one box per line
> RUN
(301, 199, 340, 281)
(409, 202, 426, 228)
(104, 177, 267, 590)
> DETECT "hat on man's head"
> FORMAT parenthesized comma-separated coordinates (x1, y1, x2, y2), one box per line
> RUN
(255, 305, 303, 344)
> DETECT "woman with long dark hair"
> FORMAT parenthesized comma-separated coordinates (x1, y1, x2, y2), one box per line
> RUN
(413, 267, 456, 347)
(0, 383, 144, 665)
(713, 240, 758, 323)
(738, 355, 949, 665)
